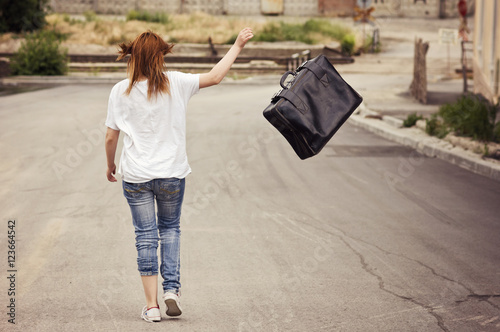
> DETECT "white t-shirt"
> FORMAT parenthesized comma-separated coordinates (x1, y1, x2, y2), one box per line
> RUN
(105, 71, 200, 183)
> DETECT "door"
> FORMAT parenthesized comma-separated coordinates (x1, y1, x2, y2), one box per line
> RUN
(261, 0, 284, 15)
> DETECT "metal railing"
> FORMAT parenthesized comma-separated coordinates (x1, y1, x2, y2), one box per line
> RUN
(287, 50, 311, 71)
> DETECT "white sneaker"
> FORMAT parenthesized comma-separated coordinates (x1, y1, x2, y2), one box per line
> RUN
(141, 305, 161, 322)
(163, 292, 182, 317)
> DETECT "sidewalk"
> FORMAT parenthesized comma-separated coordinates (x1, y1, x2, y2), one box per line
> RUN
(339, 53, 500, 181)
(336, 16, 500, 182)
(349, 104, 500, 181)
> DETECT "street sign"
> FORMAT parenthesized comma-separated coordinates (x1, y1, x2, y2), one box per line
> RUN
(458, 0, 467, 17)
(438, 28, 459, 45)
(353, 6, 375, 23)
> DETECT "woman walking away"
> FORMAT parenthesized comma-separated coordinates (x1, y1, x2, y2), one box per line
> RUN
(104, 28, 253, 322)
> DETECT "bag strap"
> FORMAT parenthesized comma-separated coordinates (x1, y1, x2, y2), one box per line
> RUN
(279, 89, 309, 114)
(300, 60, 329, 87)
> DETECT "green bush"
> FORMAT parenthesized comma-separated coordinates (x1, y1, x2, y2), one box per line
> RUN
(168, 36, 179, 43)
(253, 20, 351, 45)
(425, 114, 449, 139)
(303, 19, 351, 41)
(0, 0, 49, 32)
(494, 122, 500, 142)
(226, 34, 238, 44)
(108, 34, 127, 45)
(341, 34, 356, 56)
(438, 93, 498, 141)
(10, 30, 68, 76)
(62, 14, 80, 25)
(362, 35, 381, 53)
(83, 10, 98, 22)
(403, 113, 423, 127)
(252, 22, 280, 42)
(253, 22, 312, 44)
(126, 10, 170, 24)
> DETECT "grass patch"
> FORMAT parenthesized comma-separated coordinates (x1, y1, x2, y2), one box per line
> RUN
(253, 22, 312, 43)
(403, 113, 423, 128)
(126, 10, 170, 24)
(253, 19, 352, 45)
(39, 14, 352, 46)
(303, 19, 351, 41)
(62, 14, 80, 25)
(83, 10, 98, 22)
(362, 35, 381, 53)
(107, 33, 127, 45)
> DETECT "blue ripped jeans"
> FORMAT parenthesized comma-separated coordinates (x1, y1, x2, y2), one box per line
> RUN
(122, 178, 185, 294)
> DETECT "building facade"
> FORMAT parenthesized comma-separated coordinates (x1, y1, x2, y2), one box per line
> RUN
(473, 0, 499, 103)
(49, 0, 318, 16)
(49, 0, 463, 17)
(371, 0, 471, 18)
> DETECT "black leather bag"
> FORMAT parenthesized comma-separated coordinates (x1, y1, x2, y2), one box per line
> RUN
(263, 55, 363, 159)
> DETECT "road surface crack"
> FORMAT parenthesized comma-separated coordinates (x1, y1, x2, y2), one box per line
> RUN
(289, 211, 457, 331)
(263, 209, 499, 331)
(336, 233, 500, 314)
(338, 236, 450, 332)
(455, 294, 500, 310)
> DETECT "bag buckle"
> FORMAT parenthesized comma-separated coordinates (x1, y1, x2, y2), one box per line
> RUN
(271, 89, 283, 103)
(297, 60, 308, 71)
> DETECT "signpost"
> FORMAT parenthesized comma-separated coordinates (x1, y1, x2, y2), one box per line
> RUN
(458, 0, 470, 41)
(353, 0, 376, 53)
(438, 28, 459, 76)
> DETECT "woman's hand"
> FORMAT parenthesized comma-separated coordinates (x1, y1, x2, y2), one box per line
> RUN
(235, 27, 253, 49)
(105, 127, 120, 182)
(199, 27, 253, 89)
(107, 164, 117, 182)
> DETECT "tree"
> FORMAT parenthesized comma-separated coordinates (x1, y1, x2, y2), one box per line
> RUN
(0, 0, 48, 33)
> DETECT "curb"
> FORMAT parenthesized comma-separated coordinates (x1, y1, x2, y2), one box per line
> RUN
(348, 108, 500, 181)
(0, 73, 284, 86)
(0, 75, 125, 85)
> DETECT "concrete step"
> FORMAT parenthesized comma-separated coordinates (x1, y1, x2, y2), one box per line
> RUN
(68, 60, 286, 74)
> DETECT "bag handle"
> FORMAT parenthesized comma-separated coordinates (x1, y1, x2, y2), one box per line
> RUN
(280, 71, 295, 89)
(279, 59, 328, 90)
(300, 61, 329, 87)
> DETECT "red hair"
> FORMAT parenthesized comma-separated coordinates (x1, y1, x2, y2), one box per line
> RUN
(117, 31, 174, 100)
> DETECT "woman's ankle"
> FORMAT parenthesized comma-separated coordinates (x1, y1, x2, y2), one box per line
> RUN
(146, 302, 159, 309)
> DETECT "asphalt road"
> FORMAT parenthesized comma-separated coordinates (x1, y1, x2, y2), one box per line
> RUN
(0, 79, 499, 332)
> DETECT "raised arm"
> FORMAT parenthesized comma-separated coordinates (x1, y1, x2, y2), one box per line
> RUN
(199, 28, 253, 89)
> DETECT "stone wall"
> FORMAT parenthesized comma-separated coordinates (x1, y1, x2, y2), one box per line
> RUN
(49, 0, 462, 17)
(96, 0, 139, 14)
(225, 0, 261, 15)
(319, 0, 356, 16)
(284, 0, 318, 16)
(371, 0, 461, 18)
(50, 0, 96, 14)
